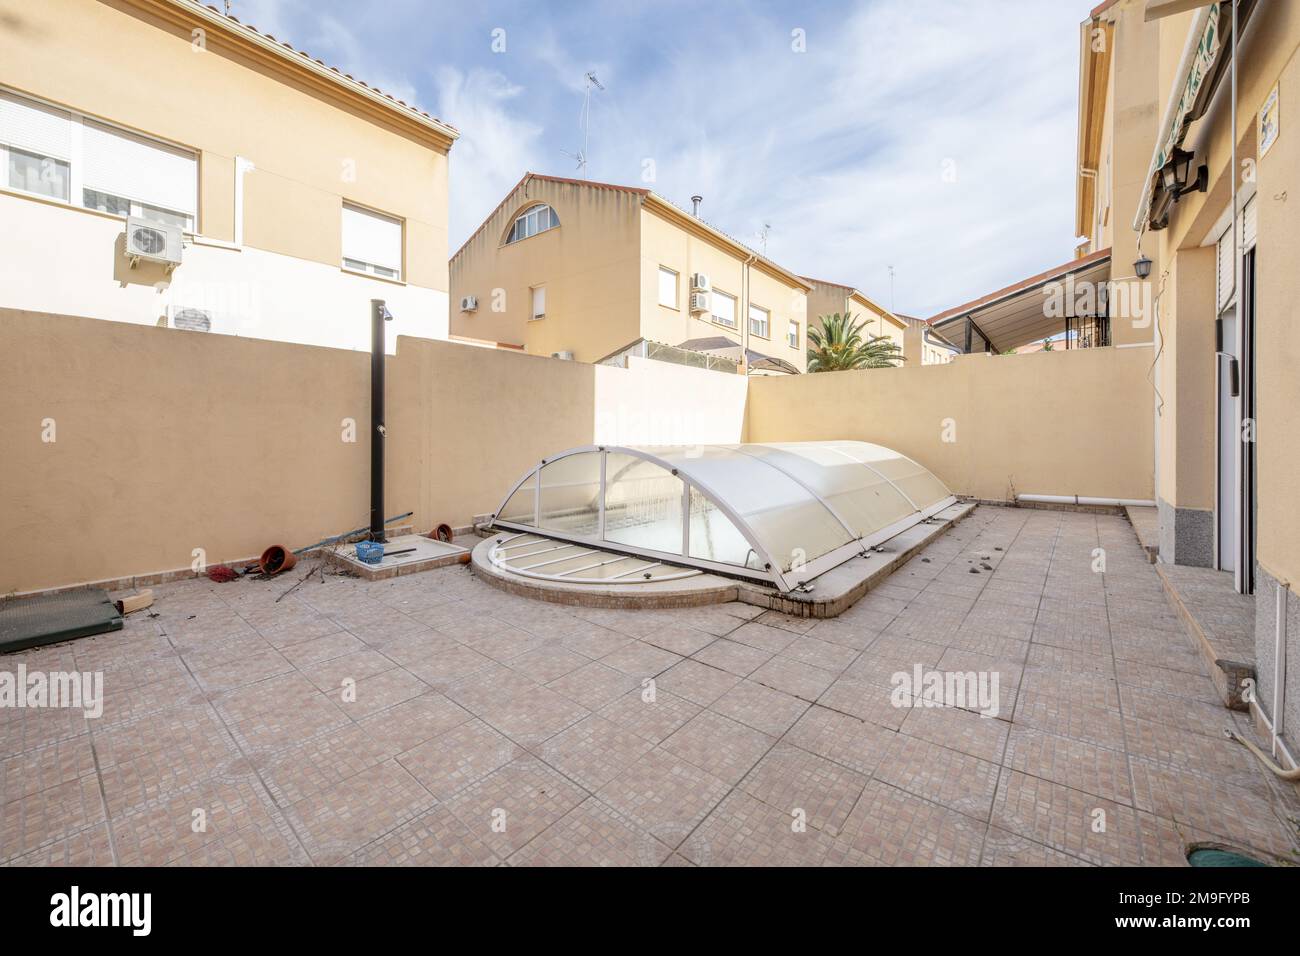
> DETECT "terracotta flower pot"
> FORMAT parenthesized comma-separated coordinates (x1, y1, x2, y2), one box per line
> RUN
(259, 545, 297, 576)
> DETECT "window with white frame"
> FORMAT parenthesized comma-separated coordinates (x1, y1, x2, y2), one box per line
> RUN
(658, 266, 678, 309)
(711, 289, 736, 327)
(531, 285, 546, 320)
(1, 87, 197, 229)
(748, 304, 770, 338)
(342, 203, 403, 279)
(787, 320, 800, 349)
(507, 204, 559, 244)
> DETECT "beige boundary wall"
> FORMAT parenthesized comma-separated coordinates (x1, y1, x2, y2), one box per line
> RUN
(1, 310, 1152, 593)
(0, 309, 747, 593)
(747, 346, 1155, 504)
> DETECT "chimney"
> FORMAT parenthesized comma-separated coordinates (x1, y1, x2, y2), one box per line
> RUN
(691, 195, 702, 217)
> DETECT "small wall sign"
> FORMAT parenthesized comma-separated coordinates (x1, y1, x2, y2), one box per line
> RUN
(1259, 84, 1279, 158)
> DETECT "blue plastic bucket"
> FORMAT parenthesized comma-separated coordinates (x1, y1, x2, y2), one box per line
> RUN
(355, 541, 385, 565)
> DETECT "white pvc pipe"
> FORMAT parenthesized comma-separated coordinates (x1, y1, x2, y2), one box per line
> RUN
(1275, 578, 1289, 758)
(1017, 494, 1156, 508)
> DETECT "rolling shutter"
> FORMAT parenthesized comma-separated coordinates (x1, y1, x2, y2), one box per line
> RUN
(0, 89, 71, 159)
(1240, 195, 1257, 251)
(1216, 224, 1235, 312)
(82, 119, 196, 215)
(342, 203, 402, 274)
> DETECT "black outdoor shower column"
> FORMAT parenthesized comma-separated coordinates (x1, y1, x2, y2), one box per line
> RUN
(370, 299, 391, 542)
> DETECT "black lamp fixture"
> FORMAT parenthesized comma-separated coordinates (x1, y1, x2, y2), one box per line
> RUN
(1134, 254, 1153, 280)
(1161, 147, 1208, 201)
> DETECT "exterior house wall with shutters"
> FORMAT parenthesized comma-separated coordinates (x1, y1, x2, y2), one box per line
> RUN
(0, 0, 453, 349)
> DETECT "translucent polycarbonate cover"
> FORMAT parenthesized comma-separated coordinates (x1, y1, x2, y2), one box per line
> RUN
(538, 453, 601, 535)
(823, 441, 953, 512)
(688, 487, 756, 568)
(492, 441, 954, 587)
(736, 443, 916, 539)
(498, 472, 537, 525)
(604, 453, 684, 555)
(648, 446, 853, 573)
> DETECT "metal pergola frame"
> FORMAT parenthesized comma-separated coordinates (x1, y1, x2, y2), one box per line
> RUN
(489, 444, 957, 593)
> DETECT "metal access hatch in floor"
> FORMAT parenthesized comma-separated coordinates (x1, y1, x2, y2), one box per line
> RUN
(487, 532, 704, 584)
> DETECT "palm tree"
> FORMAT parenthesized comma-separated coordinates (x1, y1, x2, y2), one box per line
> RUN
(807, 312, 905, 372)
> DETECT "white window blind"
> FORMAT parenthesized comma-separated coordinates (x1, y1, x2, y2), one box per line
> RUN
(787, 321, 799, 348)
(342, 203, 402, 276)
(531, 286, 546, 319)
(82, 119, 196, 216)
(712, 290, 736, 327)
(0, 89, 71, 159)
(1241, 195, 1257, 251)
(1217, 197, 1259, 312)
(1216, 225, 1235, 313)
(749, 304, 769, 337)
(658, 267, 677, 308)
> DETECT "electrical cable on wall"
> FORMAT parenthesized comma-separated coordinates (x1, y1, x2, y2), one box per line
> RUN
(1147, 266, 1170, 418)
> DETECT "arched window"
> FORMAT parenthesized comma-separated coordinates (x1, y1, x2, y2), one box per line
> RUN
(506, 203, 559, 244)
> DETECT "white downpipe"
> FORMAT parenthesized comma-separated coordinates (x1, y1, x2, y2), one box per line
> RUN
(1274, 578, 1289, 758)
(1231, 0, 1244, 595)
(234, 155, 255, 248)
(1017, 494, 1156, 508)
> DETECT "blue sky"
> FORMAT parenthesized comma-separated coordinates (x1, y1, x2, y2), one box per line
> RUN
(238, 0, 1087, 317)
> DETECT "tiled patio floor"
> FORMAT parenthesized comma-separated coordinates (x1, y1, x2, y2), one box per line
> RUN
(3, 507, 1298, 866)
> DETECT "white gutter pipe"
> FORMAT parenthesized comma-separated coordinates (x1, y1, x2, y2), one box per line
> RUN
(1274, 578, 1289, 758)
(1017, 494, 1156, 508)
(1228, 575, 1298, 776)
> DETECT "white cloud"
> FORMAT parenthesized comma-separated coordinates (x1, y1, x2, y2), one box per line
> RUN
(231, 0, 421, 107)
(226, 0, 1087, 317)
(435, 67, 546, 247)
(549, 0, 1082, 317)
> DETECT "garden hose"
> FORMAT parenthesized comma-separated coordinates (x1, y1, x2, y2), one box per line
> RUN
(1223, 728, 1300, 780)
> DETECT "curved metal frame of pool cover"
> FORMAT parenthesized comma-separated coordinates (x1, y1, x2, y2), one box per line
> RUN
(489, 444, 957, 593)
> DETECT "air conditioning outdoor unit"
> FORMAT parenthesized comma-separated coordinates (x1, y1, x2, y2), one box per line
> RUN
(125, 217, 183, 269)
(460, 295, 478, 312)
(690, 273, 711, 292)
(171, 308, 212, 332)
(689, 292, 710, 313)
(551, 350, 575, 361)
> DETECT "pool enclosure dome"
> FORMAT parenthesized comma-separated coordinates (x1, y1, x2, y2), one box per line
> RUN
(490, 441, 956, 592)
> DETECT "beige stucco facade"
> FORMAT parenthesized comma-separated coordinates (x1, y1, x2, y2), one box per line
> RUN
(450, 174, 810, 372)
(804, 279, 907, 358)
(902, 320, 960, 366)
(0, 0, 455, 350)
(1078, 0, 1299, 579)
(1078, 0, 1300, 747)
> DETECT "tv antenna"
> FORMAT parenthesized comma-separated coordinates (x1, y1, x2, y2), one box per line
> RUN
(887, 264, 896, 312)
(559, 148, 585, 172)
(568, 71, 604, 179)
(757, 222, 771, 255)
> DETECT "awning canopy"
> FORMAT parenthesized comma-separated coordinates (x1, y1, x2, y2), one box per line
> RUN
(676, 336, 800, 375)
(927, 249, 1112, 353)
(1133, 0, 1256, 236)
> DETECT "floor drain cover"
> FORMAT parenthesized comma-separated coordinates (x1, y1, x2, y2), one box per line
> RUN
(0, 589, 124, 654)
